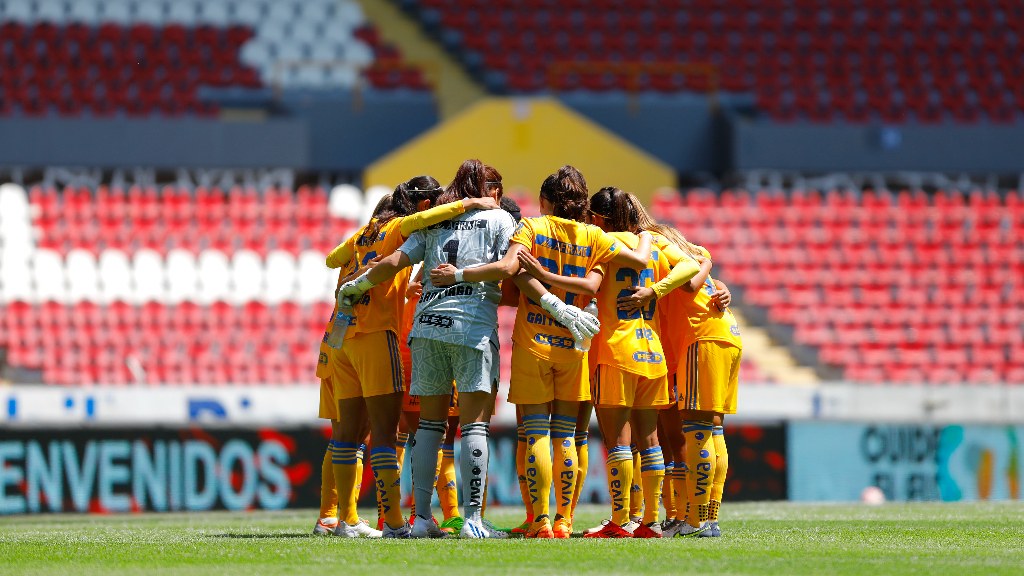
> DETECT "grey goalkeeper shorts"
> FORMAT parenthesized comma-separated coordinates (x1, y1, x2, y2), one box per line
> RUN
(409, 337, 499, 396)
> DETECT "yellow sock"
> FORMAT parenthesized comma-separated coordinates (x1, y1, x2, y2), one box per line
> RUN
(332, 441, 360, 525)
(662, 461, 676, 520)
(319, 443, 339, 519)
(550, 414, 577, 520)
(369, 447, 404, 528)
(710, 426, 728, 521)
(570, 431, 588, 518)
(395, 432, 409, 472)
(522, 414, 552, 520)
(437, 443, 459, 520)
(683, 421, 716, 526)
(516, 425, 533, 522)
(673, 464, 688, 522)
(629, 444, 643, 520)
(639, 446, 665, 525)
(605, 445, 633, 526)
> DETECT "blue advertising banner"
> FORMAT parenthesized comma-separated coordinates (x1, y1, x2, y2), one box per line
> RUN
(789, 423, 1022, 502)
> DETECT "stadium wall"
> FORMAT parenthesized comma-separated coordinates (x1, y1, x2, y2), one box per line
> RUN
(733, 119, 1024, 173)
(0, 91, 437, 172)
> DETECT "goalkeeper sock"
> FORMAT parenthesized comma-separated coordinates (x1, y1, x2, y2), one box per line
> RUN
(522, 414, 552, 520)
(331, 441, 360, 525)
(460, 422, 489, 523)
(319, 442, 339, 519)
(437, 443, 459, 520)
(369, 446, 404, 528)
(639, 446, 666, 526)
(606, 445, 634, 526)
(683, 421, 716, 527)
(550, 414, 577, 520)
(411, 419, 445, 522)
(710, 425, 728, 522)
(570, 430, 589, 517)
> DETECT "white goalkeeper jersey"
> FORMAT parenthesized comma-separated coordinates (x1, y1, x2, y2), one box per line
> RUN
(398, 208, 516, 351)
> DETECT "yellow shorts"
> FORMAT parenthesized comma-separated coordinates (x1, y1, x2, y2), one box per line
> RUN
(591, 364, 669, 409)
(332, 330, 405, 400)
(508, 345, 590, 405)
(678, 340, 741, 414)
(318, 377, 339, 420)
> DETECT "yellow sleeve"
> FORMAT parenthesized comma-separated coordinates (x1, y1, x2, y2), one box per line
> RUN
(651, 255, 701, 299)
(510, 218, 534, 248)
(325, 233, 357, 269)
(592, 228, 621, 264)
(399, 200, 466, 237)
(656, 236, 688, 266)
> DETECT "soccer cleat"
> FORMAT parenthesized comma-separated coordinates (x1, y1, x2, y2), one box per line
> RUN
(439, 516, 464, 534)
(582, 518, 611, 536)
(583, 521, 632, 538)
(622, 519, 641, 534)
(411, 515, 447, 539)
(480, 518, 510, 539)
(632, 522, 663, 539)
(660, 519, 683, 538)
(674, 523, 710, 538)
(526, 517, 554, 539)
(551, 517, 572, 539)
(461, 518, 507, 539)
(313, 517, 338, 535)
(699, 521, 721, 538)
(510, 519, 533, 535)
(382, 522, 412, 539)
(333, 520, 382, 539)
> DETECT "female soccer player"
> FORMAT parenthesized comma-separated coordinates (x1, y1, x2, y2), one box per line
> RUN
(325, 176, 499, 538)
(519, 187, 707, 538)
(338, 159, 514, 538)
(433, 166, 656, 538)
(620, 223, 740, 538)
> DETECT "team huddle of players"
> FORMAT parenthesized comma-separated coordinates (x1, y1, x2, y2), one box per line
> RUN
(312, 160, 742, 539)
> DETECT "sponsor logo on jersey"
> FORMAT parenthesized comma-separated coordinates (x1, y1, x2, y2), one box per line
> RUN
(730, 324, 741, 336)
(422, 284, 475, 303)
(534, 333, 575, 349)
(427, 219, 488, 230)
(632, 351, 664, 364)
(534, 234, 593, 257)
(418, 313, 454, 328)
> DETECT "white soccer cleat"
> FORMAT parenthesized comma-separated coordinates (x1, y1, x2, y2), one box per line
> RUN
(410, 515, 447, 539)
(480, 518, 509, 539)
(333, 520, 382, 538)
(674, 522, 710, 538)
(660, 519, 682, 538)
(583, 517, 611, 535)
(382, 522, 412, 539)
(460, 518, 504, 539)
(313, 517, 338, 535)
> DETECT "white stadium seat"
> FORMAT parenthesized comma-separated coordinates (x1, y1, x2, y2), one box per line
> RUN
(263, 250, 297, 304)
(0, 183, 30, 225)
(65, 249, 100, 303)
(199, 1, 229, 26)
(328, 184, 364, 221)
(33, 0, 67, 23)
(1, 0, 34, 23)
(165, 0, 199, 25)
(165, 248, 199, 304)
(97, 250, 134, 304)
(99, 0, 132, 24)
(0, 254, 34, 303)
(132, 249, 166, 303)
(30, 249, 66, 303)
(296, 250, 329, 304)
(229, 249, 264, 304)
(67, 1, 101, 23)
(132, 0, 165, 24)
(196, 250, 231, 304)
(362, 185, 392, 224)
(231, 0, 264, 25)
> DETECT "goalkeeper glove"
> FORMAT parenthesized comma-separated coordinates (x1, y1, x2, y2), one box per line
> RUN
(338, 272, 375, 306)
(540, 293, 600, 344)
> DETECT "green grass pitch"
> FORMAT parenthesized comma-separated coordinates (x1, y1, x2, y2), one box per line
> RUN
(3, 503, 1023, 575)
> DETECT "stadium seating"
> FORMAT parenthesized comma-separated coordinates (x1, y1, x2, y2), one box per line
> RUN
(403, 0, 1024, 122)
(0, 182, 773, 386)
(652, 187, 1023, 384)
(0, 0, 427, 116)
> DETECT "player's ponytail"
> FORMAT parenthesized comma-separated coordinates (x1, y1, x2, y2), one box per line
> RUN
(648, 223, 702, 259)
(366, 175, 441, 239)
(589, 186, 640, 233)
(540, 165, 589, 222)
(438, 159, 487, 204)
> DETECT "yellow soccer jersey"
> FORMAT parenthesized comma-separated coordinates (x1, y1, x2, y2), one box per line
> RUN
(347, 217, 412, 339)
(510, 215, 621, 362)
(680, 246, 742, 349)
(590, 233, 697, 378)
